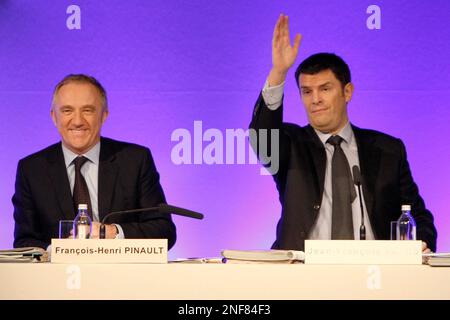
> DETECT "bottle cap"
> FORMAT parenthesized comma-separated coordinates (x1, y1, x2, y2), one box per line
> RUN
(78, 204, 88, 210)
(401, 204, 411, 211)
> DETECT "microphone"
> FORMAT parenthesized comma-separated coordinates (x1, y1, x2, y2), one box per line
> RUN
(98, 203, 204, 239)
(352, 165, 365, 240)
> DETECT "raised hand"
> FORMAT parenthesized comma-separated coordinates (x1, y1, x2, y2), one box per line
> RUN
(268, 14, 302, 86)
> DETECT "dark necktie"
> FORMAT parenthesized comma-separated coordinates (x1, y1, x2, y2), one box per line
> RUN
(73, 156, 93, 218)
(327, 135, 356, 239)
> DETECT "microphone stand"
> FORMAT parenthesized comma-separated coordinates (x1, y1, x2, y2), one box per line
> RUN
(99, 203, 204, 239)
(352, 166, 365, 240)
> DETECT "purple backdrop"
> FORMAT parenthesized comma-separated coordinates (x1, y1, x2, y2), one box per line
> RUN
(1, 0, 449, 259)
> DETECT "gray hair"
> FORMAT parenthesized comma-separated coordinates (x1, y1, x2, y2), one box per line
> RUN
(51, 74, 108, 111)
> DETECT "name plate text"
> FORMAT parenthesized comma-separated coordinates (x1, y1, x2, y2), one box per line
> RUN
(304, 240, 422, 265)
(51, 239, 167, 264)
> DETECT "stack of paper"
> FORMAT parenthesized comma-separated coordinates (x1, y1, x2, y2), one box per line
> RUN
(423, 253, 450, 267)
(0, 247, 48, 263)
(221, 249, 304, 264)
(170, 257, 224, 264)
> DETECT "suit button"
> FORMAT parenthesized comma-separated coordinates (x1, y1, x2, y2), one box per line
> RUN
(313, 204, 320, 210)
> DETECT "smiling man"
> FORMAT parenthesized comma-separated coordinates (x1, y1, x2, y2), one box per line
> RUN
(12, 74, 176, 249)
(250, 15, 437, 252)
(52, 80, 108, 156)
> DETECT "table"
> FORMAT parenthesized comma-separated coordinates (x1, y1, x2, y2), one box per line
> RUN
(1, 263, 449, 300)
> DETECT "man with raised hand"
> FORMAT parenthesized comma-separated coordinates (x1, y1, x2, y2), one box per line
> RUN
(250, 15, 436, 252)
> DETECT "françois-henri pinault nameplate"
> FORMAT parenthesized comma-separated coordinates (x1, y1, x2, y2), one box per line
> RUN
(304, 240, 422, 265)
(51, 239, 167, 264)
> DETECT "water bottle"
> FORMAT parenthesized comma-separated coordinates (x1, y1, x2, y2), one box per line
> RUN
(396, 204, 416, 240)
(73, 204, 92, 239)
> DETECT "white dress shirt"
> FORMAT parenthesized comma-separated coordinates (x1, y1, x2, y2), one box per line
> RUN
(62, 141, 124, 239)
(261, 80, 376, 240)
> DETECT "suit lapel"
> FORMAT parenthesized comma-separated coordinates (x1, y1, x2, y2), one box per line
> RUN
(305, 125, 327, 199)
(46, 143, 75, 220)
(98, 138, 119, 221)
(353, 126, 380, 226)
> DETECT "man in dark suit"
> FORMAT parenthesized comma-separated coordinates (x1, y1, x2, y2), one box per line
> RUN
(250, 15, 437, 252)
(13, 74, 176, 249)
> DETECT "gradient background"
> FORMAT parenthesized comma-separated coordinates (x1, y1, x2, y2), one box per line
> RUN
(0, 0, 449, 259)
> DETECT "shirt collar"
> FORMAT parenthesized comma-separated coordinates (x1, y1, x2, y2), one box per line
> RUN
(62, 141, 101, 168)
(314, 121, 354, 146)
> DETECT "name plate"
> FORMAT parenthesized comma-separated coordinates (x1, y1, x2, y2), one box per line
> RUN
(304, 240, 422, 265)
(51, 239, 167, 264)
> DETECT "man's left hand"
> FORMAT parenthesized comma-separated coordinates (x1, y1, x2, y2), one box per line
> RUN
(90, 222, 118, 239)
(422, 241, 431, 253)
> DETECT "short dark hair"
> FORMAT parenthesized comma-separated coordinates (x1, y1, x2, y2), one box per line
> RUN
(294, 53, 351, 88)
(52, 74, 108, 111)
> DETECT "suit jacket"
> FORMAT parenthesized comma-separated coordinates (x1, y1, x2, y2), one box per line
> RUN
(12, 137, 176, 249)
(250, 93, 437, 252)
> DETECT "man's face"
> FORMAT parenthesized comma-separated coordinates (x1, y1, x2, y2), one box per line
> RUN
(51, 82, 108, 154)
(299, 69, 353, 134)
